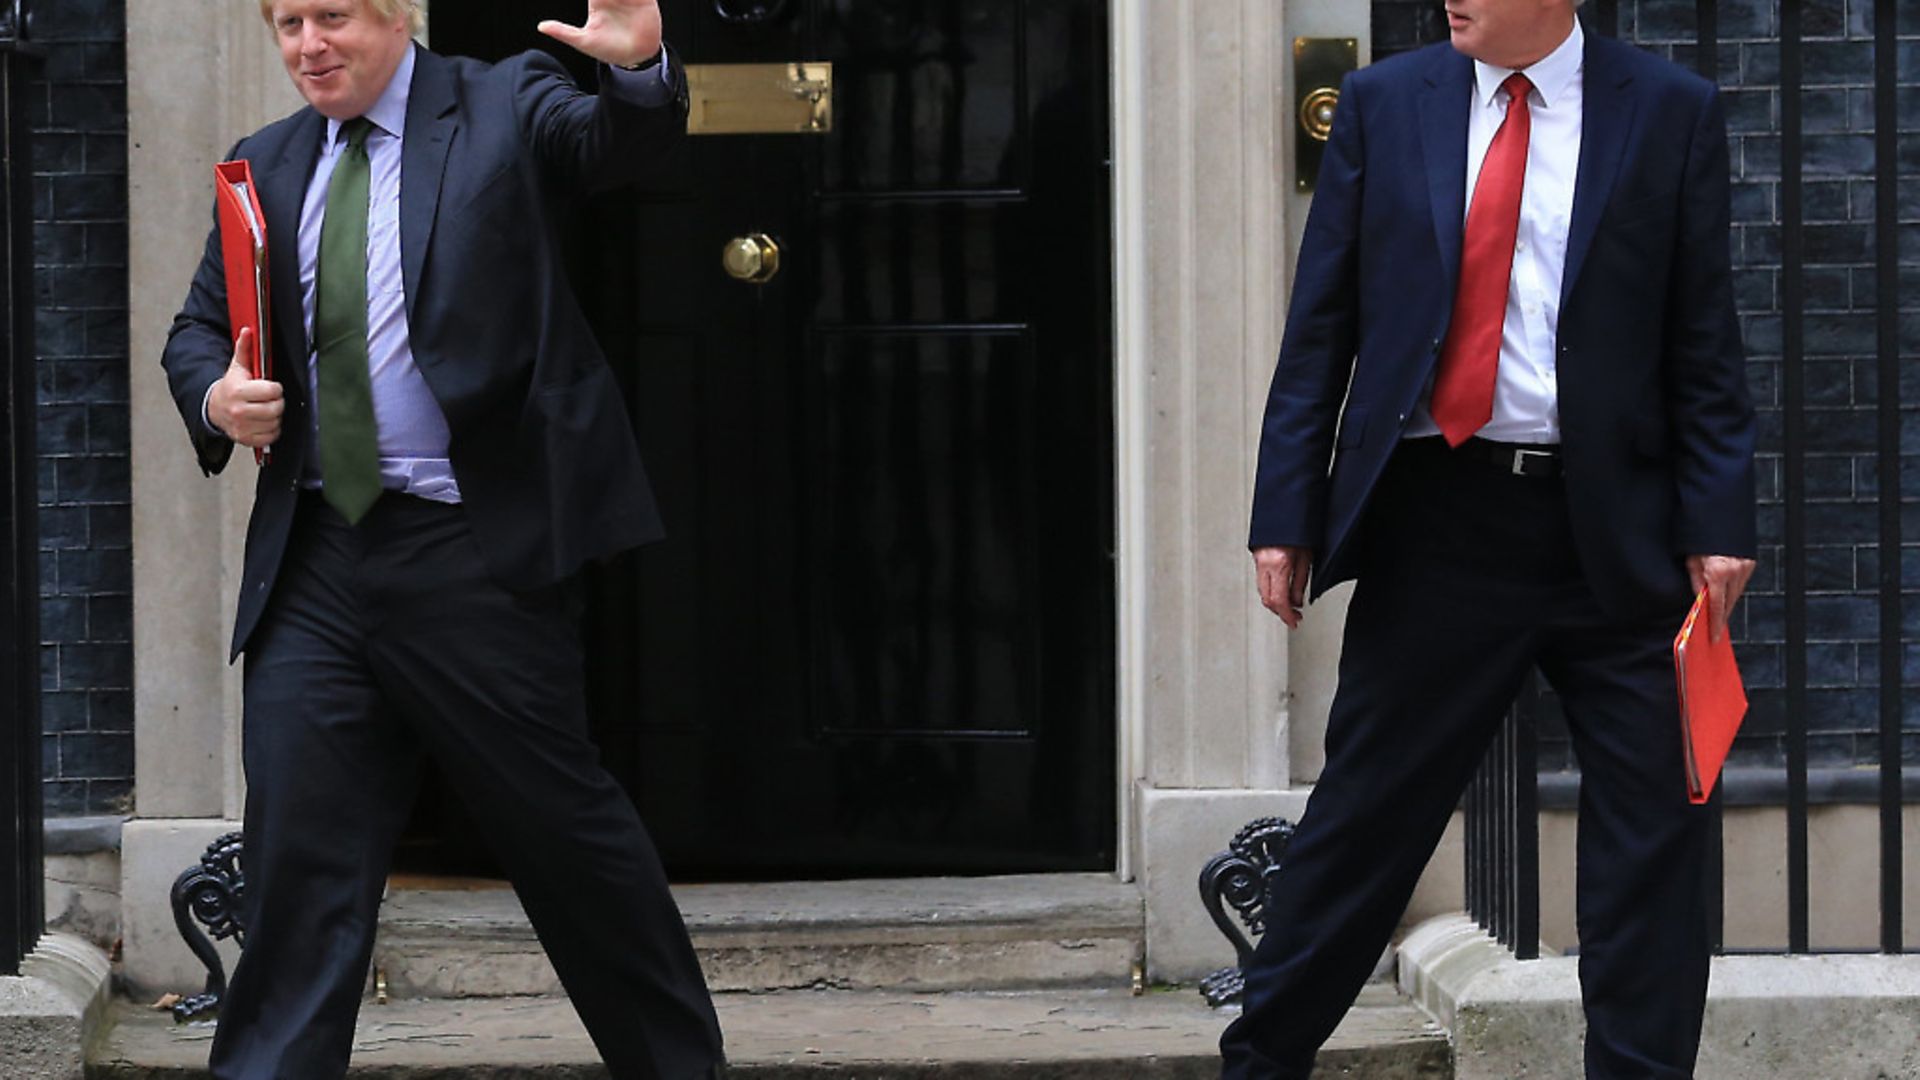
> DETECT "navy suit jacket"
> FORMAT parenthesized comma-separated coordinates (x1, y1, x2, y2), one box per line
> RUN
(1248, 34, 1757, 623)
(161, 47, 688, 659)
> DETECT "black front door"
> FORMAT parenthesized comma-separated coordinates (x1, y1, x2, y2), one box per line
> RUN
(428, 0, 1113, 880)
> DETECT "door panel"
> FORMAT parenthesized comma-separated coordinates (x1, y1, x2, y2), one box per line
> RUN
(422, 0, 1112, 880)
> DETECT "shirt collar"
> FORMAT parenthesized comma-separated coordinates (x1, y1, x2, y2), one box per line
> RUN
(325, 42, 414, 147)
(1473, 16, 1583, 110)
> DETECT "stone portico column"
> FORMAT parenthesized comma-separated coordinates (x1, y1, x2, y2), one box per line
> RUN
(1114, 0, 1456, 981)
(122, 2, 303, 998)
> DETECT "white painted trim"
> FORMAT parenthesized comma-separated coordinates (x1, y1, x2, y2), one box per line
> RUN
(1108, 0, 1149, 884)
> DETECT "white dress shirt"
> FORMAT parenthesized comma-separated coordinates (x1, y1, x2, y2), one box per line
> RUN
(1406, 17, 1584, 445)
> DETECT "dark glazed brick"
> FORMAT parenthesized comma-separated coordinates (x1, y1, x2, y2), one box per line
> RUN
(1802, 134, 1876, 177)
(32, 132, 85, 174)
(33, 0, 121, 42)
(1804, 313, 1877, 357)
(88, 505, 129, 547)
(87, 595, 131, 643)
(1799, 0, 1848, 40)
(41, 692, 88, 735)
(36, 309, 85, 359)
(1804, 545, 1856, 591)
(38, 505, 87, 550)
(47, 360, 127, 404)
(1803, 41, 1873, 86)
(1802, 266, 1849, 310)
(85, 133, 127, 176)
(58, 645, 131, 693)
(42, 782, 87, 818)
(38, 262, 124, 308)
(84, 309, 128, 355)
(38, 595, 86, 642)
(1801, 90, 1849, 134)
(1729, 180, 1772, 223)
(87, 404, 128, 453)
(47, 84, 124, 133)
(55, 548, 132, 596)
(1738, 42, 1781, 87)
(1807, 643, 1860, 687)
(1802, 181, 1851, 223)
(1741, 313, 1783, 356)
(1718, 0, 1775, 39)
(1733, 268, 1776, 310)
(87, 780, 133, 816)
(1739, 134, 1781, 178)
(54, 455, 129, 505)
(36, 403, 85, 455)
(1803, 452, 1855, 496)
(41, 44, 87, 83)
(1802, 361, 1854, 407)
(34, 221, 83, 265)
(1722, 88, 1774, 134)
(89, 691, 132, 733)
(85, 43, 127, 82)
(1802, 223, 1873, 261)
(85, 224, 127, 267)
(59, 732, 133, 779)
(1736, 223, 1782, 265)
(1630, 1, 1697, 40)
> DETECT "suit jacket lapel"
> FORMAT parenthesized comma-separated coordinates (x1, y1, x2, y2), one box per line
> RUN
(1417, 47, 1474, 295)
(1561, 35, 1638, 309)
(260, 110, 325, 401)
(400, 47, 458, 322)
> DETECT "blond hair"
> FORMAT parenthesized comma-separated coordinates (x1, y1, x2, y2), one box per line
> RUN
(259, 0, 424, 35)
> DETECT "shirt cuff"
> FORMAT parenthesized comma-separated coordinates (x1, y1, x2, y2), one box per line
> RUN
(604, 47, 675, 108)
(200, 381, 225, 438)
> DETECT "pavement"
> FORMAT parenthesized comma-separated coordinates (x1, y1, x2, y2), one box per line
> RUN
(90, 983, 1450, 1078)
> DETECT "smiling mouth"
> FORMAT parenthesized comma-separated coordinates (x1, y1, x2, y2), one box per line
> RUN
(305, 66, 343, 80)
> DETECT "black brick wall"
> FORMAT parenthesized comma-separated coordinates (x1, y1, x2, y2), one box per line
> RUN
(1373, 0, 1920, 774)
(32, 0, 132, 818)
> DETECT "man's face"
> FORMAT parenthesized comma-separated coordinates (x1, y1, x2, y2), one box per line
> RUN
(1444, 0, 1576, 69)
(269, 1, 413, 120)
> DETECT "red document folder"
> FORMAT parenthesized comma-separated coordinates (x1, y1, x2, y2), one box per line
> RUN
(1674, 589, 1749, 804)
(214, 160, 273, 464)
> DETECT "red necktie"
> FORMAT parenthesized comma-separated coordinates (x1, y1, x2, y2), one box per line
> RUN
(1431, 72, 1533, 447)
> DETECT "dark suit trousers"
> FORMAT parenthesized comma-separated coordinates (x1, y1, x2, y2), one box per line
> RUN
(1219, 438, 1711, 1080)
(207, 492, 724, 1080)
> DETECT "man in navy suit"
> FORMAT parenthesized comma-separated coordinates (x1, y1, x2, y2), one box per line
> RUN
(160, 1, 724, 1076)
(1222, 0, 1756, 1077)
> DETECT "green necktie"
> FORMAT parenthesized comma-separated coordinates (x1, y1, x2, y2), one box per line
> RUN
(315, 117, 381, 524)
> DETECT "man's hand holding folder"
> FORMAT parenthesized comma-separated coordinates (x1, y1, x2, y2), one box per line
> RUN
(1676, 554, 1758, 805)
(211, 160, 282, 464)
(208, 327, 284, 453)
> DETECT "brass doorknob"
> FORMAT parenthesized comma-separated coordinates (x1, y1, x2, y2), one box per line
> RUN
(1299, 86, 1340, 142)
(722, 233, 782, 283)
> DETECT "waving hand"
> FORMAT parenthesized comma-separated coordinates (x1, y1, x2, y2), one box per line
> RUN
(537, 0, 664, 69)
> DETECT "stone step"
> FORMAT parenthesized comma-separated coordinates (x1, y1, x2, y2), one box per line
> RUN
(373, 874, 1146, 999)
(89, 983, 1451, 1079)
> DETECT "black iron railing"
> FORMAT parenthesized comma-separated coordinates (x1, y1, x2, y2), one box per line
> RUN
(0, 0, 41, 979)
(1466, 0, 1909, 962)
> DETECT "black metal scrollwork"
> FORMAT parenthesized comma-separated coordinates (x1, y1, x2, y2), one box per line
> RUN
(713, 0, 792, 26)
(1196, 816, 1295, 1007)
(168, 831, 247, 1022)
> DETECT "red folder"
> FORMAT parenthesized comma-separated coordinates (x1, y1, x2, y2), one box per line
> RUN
(214, 160, 273, 464)
(1674, 589, 1748, 804)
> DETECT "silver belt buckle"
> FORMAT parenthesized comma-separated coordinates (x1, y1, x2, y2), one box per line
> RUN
(1511, 448, 1551, 476)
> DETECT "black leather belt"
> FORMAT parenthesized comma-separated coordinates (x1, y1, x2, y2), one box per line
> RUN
(1457, 437, 1562, 478)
